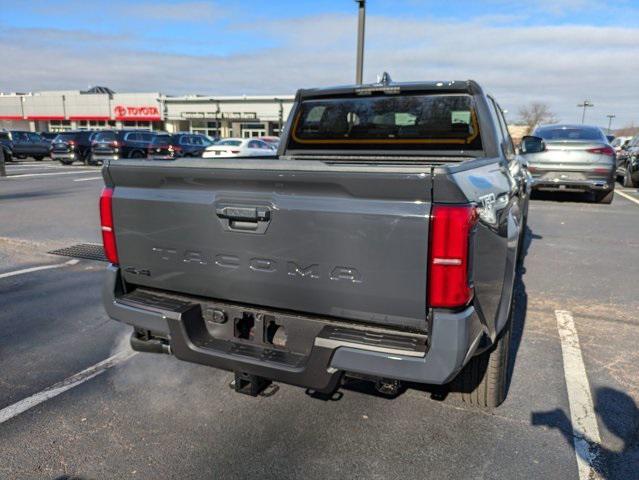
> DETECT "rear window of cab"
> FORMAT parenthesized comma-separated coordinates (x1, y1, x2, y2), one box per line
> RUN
(289, 93, 482, 151)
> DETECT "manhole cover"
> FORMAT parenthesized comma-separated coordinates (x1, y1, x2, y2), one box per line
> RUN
(49, 243, 107, 262)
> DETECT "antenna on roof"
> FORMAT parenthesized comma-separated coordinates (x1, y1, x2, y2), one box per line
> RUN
(376, 72, 392, 86)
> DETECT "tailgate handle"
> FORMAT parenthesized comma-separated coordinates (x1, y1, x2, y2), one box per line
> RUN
(216, 206, 270, 221)
(216, 206, 271, 234)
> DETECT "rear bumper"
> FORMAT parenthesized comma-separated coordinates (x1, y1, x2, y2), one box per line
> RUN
(51, 152, 76, 161)
(531, 176, 613, 192)
(103, 265, 484, 391)
(529, 165, 614, 192)
(92, 153, 120, 161)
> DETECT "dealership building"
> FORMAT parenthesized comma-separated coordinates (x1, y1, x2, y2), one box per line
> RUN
(0, 87, 295, 139)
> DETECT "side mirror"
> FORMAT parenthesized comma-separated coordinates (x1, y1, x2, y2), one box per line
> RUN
(520, 135, 546, 154)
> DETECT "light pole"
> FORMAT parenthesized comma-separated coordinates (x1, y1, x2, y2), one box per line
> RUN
(355, 0, 366, 84)
(606, 114, 615, 134)
(577, 100, 594, 124)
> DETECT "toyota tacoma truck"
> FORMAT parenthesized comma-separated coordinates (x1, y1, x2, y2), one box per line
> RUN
(101, 78, 530, 408)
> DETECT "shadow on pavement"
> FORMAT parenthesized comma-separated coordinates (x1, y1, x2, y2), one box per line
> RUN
(505, 224, 539, 393)
(531, 190, 595, 203)
(532, 387, 639, 479)
(0, 190, 72, 201)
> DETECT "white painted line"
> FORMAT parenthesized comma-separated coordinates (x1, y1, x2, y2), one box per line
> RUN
(7, 167, 76, 172)
(6, 170, 97, 179)
(555, 310, 603, 480)
(0, 258, 79, 279)
(6, 162, 54, 167)
(615, 189, 639, 206)
(0, 350, 137, 425)
(7, 163, 59, 167)
(73, 176, 103, 182)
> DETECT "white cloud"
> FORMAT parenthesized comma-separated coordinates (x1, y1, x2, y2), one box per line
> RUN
(0, 13, 638, 127)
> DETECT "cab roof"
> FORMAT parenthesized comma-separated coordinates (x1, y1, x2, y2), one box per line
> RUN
(297, 80, 483, 100)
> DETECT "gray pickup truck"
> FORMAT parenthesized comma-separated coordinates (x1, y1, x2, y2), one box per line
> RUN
(101, 79, 530, 408)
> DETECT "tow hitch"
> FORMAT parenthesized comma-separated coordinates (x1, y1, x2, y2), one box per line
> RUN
(232, 372, 278, 397)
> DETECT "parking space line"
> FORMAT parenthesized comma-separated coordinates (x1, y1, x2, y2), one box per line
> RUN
(615, 189, 639, 206)
(0, 350, 137, 425)
(5, 170, 97, 179)
(555, 310, 603, 480)
(0, 259, 79, 279)
(73, 176, 103, 182)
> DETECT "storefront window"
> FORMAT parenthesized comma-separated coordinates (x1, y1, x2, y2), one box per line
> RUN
(122, 121, 158, 131)
(77, 120, 115, 130)
(241, 123, 266, 138)
(49, 120, 72, 132)
(190, 120, 220, 138)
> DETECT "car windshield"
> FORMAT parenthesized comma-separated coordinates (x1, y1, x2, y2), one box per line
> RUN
(53, 133, 77, 141)
(94, 131, 117, 142)
(289, 93, 482, 151)
(151, 135, 172, 146)
(534, 126, 605, 142)
(216, 140, 242, 146)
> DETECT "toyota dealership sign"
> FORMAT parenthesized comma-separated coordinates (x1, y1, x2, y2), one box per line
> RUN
(113, 105, 161, 120)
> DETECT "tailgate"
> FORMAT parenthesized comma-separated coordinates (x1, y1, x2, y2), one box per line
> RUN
(107, 159, 433, 330)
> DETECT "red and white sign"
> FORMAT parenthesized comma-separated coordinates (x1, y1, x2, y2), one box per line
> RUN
(114, 105, 161, 121)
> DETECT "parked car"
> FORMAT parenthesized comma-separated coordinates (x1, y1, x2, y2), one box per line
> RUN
(147, 133, 214, 160)
(8, 131, 51, 161)
(611, 136, 632, 154)
(101, 78, 530, 408)
(50, 131, 100, 165)
(257, 136, 280, 150)
(617, 135, 639, 187)
(91, 130, 157, 163)
(523, 124, 616, 203)
(202, 138, 278, 158)
(0, 131, 12, 162)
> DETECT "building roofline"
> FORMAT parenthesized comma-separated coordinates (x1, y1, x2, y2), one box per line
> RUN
(163, 95, 295, 102)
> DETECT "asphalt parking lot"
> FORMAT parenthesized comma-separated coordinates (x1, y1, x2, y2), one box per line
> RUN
(0, 159, 638, 480)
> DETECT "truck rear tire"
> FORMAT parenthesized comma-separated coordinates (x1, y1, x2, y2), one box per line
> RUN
(455, 310, 512, 409)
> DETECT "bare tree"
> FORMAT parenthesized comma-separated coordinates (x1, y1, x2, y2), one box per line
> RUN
(518, 102, 558, 134)
(615, 123, 639, 137)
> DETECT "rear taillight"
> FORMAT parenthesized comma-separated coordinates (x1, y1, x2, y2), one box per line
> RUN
(99, 187, 119, 265)
(428, 204, 478, 308)
(587, 146, 615, 156)
(111, 140, 121, 148)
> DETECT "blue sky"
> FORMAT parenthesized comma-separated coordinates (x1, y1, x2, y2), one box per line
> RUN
(1, 0, 638, 126)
